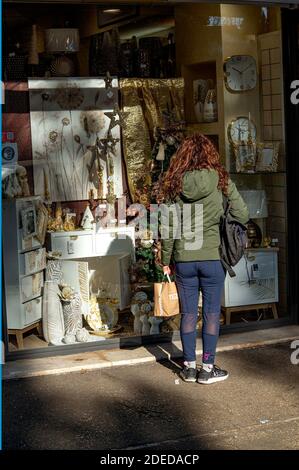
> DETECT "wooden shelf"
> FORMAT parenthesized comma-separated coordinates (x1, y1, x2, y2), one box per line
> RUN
(186, 122, 220, 136)
(245, 247, 279, 252)
(230, 171, 286, 175)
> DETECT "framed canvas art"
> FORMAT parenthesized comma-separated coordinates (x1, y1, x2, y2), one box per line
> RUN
(28, 78, 123, 202)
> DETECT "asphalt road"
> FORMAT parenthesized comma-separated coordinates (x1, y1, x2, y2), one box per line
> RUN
(3, 342, 299, 450)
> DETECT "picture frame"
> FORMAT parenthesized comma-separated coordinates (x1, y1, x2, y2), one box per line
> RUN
(234, 142, 257, 173)
(35, 202, 49, 245)
(256, 142, 279, 172)
(21, 205, 37, 240)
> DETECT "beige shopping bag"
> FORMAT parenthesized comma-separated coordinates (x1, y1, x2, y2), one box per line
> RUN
(154, 274, 180, 317)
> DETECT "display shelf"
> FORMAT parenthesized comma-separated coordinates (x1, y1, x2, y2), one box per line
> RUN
(182, 60, 217, 124)
(245, 247, 279, 252)
(19, 245, 43, 255)
(21, 292, 43, 305)
(186, 122, 220, 136)
(230, 171, 286, 175)
(20, 268, 45, 280)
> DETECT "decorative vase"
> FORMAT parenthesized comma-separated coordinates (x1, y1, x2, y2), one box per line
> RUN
(42, 281, 65, 345)
(61, 292, 83, 343)
(46, 259, 63, 283)
(28, 24, 39, 67)
(193, 79, 209, 123)
(148, 316, 163, 335)
(203, 89, 218, 123)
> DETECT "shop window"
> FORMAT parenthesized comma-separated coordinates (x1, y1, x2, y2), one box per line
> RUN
(2, 2, 291, 355)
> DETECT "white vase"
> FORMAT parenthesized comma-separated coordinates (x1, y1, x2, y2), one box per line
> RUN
(42, 281, 65, 345)
(193, 79, 209, 123)
(203, 89, 218, 123)
(62, 292, 83, 339)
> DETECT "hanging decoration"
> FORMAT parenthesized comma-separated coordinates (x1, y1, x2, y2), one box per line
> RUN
(119, 78, 185, 203)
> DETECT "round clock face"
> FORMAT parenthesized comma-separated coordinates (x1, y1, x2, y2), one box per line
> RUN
(228, 117, 257, 145)
(224, 55, 257, 92)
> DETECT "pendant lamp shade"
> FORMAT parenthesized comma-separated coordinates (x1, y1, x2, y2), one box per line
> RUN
(45, 28, 80, 53)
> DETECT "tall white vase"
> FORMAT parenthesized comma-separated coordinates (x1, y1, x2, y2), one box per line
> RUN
(203, 89, 218, 123)
(42, 281, 65, 345)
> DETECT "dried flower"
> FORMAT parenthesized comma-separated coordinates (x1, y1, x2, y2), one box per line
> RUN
(80, 110, 106, 135)
(49, 131, 58, 143)
(58, 285, 74, 301)
(62, 117, 70, 126)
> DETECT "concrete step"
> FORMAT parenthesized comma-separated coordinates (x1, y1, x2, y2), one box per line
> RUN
(3, 325, 299, 380)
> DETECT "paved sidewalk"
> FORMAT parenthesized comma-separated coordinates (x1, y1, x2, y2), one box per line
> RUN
(3, 342, 299, 450)
(3, 325, 299, 380)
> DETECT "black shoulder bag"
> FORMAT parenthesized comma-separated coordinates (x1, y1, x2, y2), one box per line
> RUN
(219, 196, 248, 277)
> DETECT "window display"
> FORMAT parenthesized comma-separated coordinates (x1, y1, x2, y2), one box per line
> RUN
(2, 1, 292, 355)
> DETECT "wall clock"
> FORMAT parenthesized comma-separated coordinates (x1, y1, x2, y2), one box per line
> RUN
(227, 116, 257, 146)
(224, 55, 257, 93)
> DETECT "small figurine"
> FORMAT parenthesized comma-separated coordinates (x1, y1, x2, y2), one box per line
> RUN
(63, 213, 76, 231)
(53, 203, 64, 231)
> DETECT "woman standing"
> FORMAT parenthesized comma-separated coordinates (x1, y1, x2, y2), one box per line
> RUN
(158, 134, 249, 384)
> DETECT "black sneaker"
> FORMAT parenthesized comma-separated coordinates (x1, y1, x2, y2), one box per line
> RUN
(197, 365, 229, 384)
(179, 366, 197, 383)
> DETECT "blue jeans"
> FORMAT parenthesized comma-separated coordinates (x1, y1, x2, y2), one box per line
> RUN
(175, 260, 226, 364)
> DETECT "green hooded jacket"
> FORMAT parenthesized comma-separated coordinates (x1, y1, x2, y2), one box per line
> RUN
(161, 169, 249, 265)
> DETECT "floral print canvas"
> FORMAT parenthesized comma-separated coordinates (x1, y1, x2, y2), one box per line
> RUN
(28, 78, 123, 202)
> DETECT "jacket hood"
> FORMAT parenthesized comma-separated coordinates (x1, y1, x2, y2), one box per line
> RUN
(180, 169, 219, 202)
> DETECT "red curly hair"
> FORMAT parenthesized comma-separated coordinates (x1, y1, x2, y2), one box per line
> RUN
(157, 133, 229, 202)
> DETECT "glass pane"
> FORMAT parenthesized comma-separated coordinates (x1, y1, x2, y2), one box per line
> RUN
(2, 2, 291, 354)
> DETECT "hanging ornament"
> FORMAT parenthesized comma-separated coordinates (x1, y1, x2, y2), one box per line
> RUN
(156, 141, 165, 161)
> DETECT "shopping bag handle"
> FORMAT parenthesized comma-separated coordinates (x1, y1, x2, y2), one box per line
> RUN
(163, 273, 172, 283)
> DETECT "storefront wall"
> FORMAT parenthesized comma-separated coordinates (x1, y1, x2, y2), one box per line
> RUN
(2, 1, 299, 359)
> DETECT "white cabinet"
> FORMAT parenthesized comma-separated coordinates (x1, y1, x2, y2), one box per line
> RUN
(48, 226, 135, 260)
(3, 197, 45, 330)
(47, 226, 135, 310)
(47, 230, 94, 259)
(95, 226, 135, 260)
(222, 249, 279, 308)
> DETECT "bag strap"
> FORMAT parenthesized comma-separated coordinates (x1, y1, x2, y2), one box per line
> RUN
(163, 273, 172, 283)
(222, 193, 230, 216)
(220, 258, 236, 278)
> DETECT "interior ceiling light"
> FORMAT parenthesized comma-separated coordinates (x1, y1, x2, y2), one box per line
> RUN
(103, 9, 122, 14)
